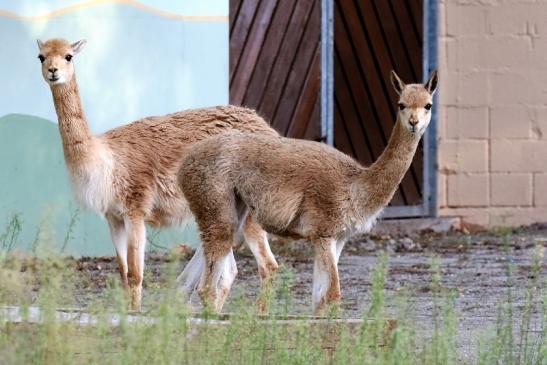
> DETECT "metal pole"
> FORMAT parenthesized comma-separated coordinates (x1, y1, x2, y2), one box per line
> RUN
(321, 0, 334, 145)
(422, 0, 438, 217)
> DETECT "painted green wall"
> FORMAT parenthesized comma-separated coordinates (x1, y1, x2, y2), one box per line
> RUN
(0, 1, 228, 255)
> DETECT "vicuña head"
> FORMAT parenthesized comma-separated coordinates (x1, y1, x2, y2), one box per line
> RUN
(37, 38, 86, 86)
(391, 69, 438, 135)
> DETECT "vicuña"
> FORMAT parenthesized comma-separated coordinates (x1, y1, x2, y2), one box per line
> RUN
(178, 70, 438, 314)
(37, 38, 280, 310)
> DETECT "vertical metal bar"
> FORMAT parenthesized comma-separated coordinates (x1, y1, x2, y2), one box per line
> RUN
(422, 0, 438, 217)
(321, 0, 334, 145)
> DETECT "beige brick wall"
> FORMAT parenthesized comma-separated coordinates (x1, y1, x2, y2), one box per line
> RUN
(438, 0, 547, 227)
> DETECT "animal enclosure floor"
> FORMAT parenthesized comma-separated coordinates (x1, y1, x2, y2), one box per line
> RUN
(45, 227, 547, 361)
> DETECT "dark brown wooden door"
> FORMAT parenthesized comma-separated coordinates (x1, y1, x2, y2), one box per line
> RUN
(230, 0, 322, 140)
(230, 0, 426, 210)
(333, 0, 424, 207)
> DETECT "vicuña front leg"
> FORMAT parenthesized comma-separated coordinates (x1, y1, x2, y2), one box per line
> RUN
(242, 215, 278, 314)
(312, 238, 341, 316)
(106, 214, 129, 292)
(126, 216, 146, 311)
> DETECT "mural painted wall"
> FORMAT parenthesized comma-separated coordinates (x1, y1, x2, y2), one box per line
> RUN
(0, 0, 228, 255)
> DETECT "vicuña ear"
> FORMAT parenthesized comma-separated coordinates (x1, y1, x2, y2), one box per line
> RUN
(71, 40, 87, 54)
(390, 70, 405, 95)
(425, 70, 438, 95)
(37, 39, 44, 51)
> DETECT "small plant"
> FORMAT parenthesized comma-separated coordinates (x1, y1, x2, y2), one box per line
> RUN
(0, 213, 22, 252)
(0, 236, 545, 364)
(147, 227, 168, 252)
(477, 238, 545, 365)
(424, 257, 458, 365)
(60, 208, 79, 253)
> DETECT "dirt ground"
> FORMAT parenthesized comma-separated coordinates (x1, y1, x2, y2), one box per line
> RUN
(69, 226, 546, 361)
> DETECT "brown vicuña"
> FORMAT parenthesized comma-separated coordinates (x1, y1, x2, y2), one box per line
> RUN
(37, 38, 280, 310)
(178, 70, 438, 314)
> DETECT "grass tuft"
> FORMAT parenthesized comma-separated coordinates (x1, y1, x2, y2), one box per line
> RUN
(0, 229, 544, 364)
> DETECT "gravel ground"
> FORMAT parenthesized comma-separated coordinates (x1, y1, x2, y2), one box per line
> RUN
(63, 226, 546, 362)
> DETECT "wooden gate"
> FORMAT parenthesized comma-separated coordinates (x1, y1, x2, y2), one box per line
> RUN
(229, 0, 322, 141)
(230, 0, 435, 218)
(333, 0, 424, 212)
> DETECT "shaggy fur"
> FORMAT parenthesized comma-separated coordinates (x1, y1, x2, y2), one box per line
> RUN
(178, 71, 438, 314)
(38, 38, 279, 309)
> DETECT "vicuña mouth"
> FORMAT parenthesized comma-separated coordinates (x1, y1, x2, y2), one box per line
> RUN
(49, 76, 59, 82)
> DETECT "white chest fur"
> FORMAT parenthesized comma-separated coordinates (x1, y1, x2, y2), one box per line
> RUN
(68, 146, 116, 215)
(356, 209, 383, 233)
(339, 208, 383, 242)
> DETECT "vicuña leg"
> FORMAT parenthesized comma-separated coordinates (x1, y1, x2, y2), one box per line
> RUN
(178, 242, 236, 311)
(215, 249, 238, 310)
(106, 214, 129, 291)
(242, 215, 278, 314)
(177, 245, 205, 298)
(198, 226, 235, 312)
(126, 216, 146, 310)
(312, 238, 341, 316)
(335, 240, 345, 265)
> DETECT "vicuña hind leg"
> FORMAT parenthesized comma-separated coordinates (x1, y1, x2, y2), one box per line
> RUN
(312, 238, 341, 316)
(215, 249, 238, 310)
(242, 215, 278, 314)
(106, 214, 129, 291)
(198, 226, 235, 312)
(125, 216, 146, 311)
(198, 246, 233, 312)
(178, 241, 237, 312)
(177, 245, 205, 298)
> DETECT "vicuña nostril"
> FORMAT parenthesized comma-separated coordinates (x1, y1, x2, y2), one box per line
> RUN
(49, 68, 58, 73)
(409, 120, 418, 126)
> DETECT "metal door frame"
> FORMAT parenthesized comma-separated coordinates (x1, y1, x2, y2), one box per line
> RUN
(321, 0, 438, 218)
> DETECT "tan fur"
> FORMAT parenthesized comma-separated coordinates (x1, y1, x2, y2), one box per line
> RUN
(37, 38, 279, 309)
(179, 71, 438, 315)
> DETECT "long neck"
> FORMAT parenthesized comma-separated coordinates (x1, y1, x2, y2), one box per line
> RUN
(50, 76, 94, 165)
(355, 118, 421, 213)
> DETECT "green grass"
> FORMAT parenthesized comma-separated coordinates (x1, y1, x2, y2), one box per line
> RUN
(0, 222, 545, 364)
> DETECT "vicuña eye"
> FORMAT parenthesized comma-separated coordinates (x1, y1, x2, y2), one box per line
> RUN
(65, 54, 73, 62)
(425, 103, 432, 110)
(398, 103, 406, 111)
(38, 55, 45, 63)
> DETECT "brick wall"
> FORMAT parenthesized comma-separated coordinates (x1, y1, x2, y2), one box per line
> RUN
(438, 0, 547, 227)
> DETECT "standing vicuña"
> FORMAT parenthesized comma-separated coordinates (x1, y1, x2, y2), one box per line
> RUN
(178, 70, 438, 314)
(37, 38, 280, 310)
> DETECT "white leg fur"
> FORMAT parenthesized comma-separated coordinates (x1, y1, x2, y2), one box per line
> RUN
(243, 229, 277, 279)
(177, 245, 237, 311)
(128, 218, 147, 281)
(106, 214, 128, 284)
(312, 239, 338, 314)
(197, 249, 231, 311)
(312, 258, 329, 311)
(124, 217, 146, 309)
(335, 240, 345, 265)
(215, 250, 238, 310)
(177, 245, 206, 297)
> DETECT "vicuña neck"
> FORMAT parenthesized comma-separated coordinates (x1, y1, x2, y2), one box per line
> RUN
(50, 76, 94, 165)
(356, 118, 421, 213)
